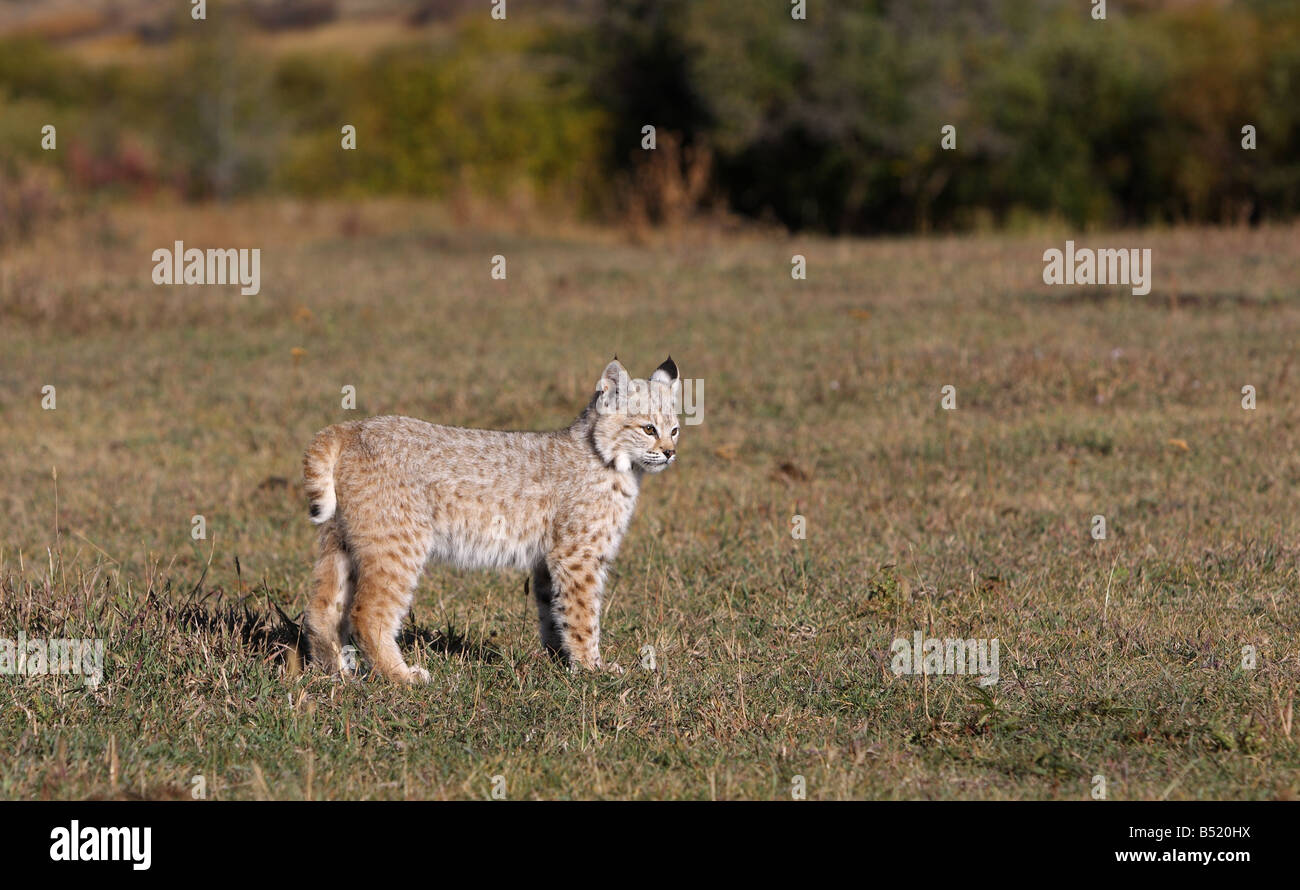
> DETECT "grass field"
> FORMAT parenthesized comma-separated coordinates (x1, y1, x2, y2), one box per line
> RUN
(1, 201, 1298, 799)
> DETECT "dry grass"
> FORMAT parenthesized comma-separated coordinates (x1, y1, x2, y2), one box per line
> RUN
(1, 201, 1298, 799)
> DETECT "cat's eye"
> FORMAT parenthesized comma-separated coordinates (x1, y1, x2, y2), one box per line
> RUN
(642, 424, 657, 436)
(671, 427, 679, 437)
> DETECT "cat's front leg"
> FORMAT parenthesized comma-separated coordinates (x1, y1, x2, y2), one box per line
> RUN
(545, 553, 606, 670)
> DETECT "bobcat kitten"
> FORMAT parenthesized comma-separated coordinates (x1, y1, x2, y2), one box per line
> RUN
(302, 357, 682, 683)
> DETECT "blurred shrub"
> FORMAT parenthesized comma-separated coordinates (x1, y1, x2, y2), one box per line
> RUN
(584, 0, 1300, 231)
(621, 130, 713, 229)
(150, 18, 284, 198)
(273, 19, 607, 204)
(0, 0, 1298, 233)
(0, 38, 95, 107)
(0, 165, 68, 247)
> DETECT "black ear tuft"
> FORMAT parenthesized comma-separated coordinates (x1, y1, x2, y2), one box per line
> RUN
(652, 356, 679, 383)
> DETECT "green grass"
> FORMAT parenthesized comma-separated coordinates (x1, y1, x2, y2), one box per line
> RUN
(1, 201, 1298, 798)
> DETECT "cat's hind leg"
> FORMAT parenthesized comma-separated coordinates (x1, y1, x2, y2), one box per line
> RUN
(531, 563, 564, 658)
(349, 546, 430, 684)
(304, 520, 356, 676)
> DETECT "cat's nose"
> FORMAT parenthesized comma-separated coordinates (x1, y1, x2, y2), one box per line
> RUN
(663, 449, 675, 459)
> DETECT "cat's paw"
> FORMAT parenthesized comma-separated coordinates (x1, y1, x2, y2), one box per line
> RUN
(340, 645, 359, 676)
(405, 665, 431, 684)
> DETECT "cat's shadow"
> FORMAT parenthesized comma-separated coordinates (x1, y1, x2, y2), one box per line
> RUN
(174, 593, 505, 673)
(175, 595, 302, 663)
(397, 621, 504, 665)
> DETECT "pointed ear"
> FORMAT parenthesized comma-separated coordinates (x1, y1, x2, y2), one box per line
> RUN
(650, 356, 679, 384)
(598, 358, 627, 397)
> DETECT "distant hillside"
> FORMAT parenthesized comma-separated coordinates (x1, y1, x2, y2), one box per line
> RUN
(0, 0, 590, 44)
